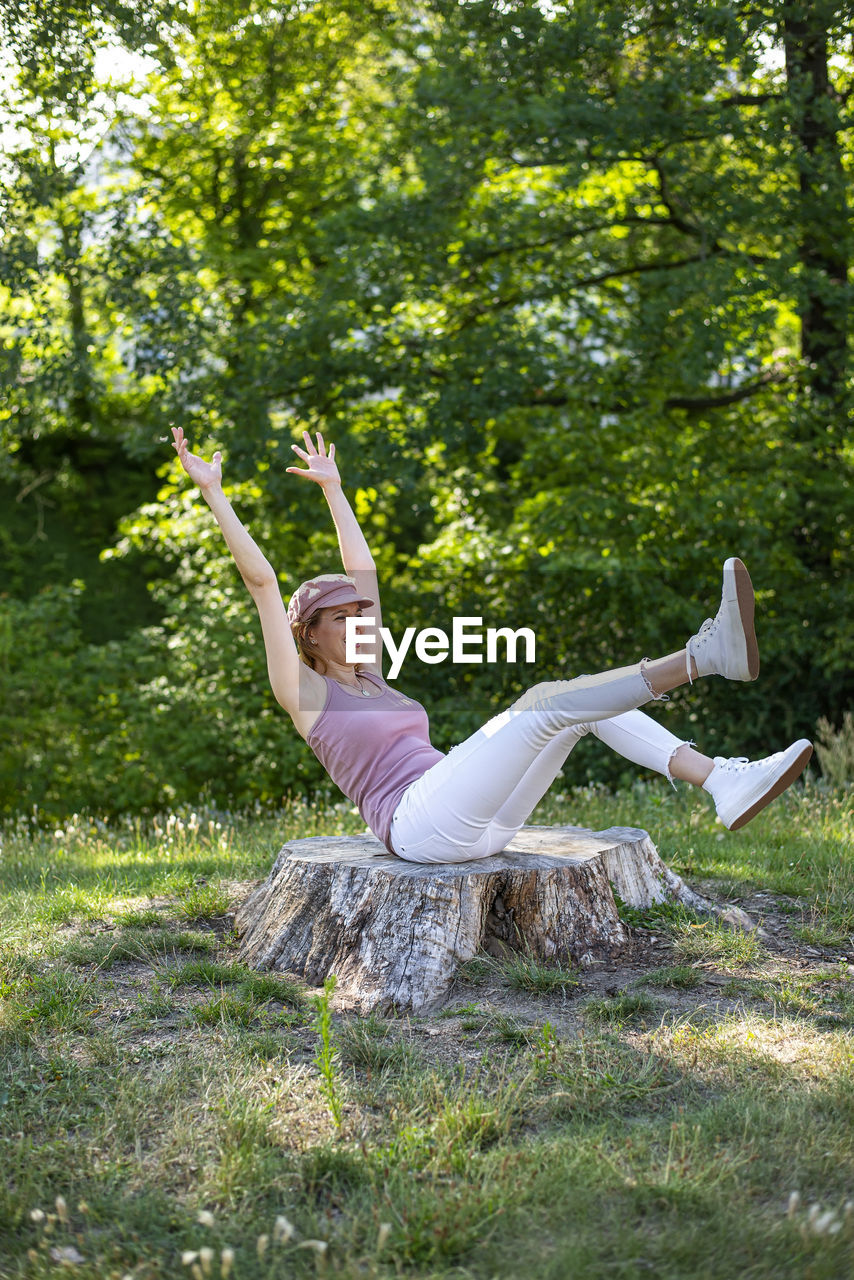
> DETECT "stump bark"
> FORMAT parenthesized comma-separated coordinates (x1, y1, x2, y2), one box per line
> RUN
(234, 824, 717, 1015)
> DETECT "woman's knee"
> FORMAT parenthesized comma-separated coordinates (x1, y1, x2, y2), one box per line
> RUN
(511, 680, 576, 715)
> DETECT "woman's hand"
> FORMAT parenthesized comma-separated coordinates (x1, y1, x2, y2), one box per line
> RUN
(286, 430, 340, 489)
(171, 426, 223, 492)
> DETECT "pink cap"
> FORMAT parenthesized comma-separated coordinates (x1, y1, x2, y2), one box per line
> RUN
(287, 573, 374, 626)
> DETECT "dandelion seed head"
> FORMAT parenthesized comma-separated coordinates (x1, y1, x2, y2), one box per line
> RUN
(299, 1240, 328, 1254)
(220, 1248, 234, 1278)
(182, 1251, 199, 1266)
(197, 1210, 215, 1228)
(29, 1209, 45, 1224)
(199, 1246, 214, 1275)
(273, 1214, 295, 1242)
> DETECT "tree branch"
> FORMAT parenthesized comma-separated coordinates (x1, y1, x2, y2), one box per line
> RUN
(664, 368, 790, 410)
(648, 156, 707, 240)
(715, 93, 785, 107)
(572, 251, 723, 288)
(471, 215, 676, 264)
(522, 369, 791, 413)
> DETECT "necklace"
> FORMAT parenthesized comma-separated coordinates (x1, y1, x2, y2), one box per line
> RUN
(341, 672, 372, 697)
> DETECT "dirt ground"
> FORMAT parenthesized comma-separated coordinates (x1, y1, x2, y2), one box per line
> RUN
(72, 877, 854, 1071)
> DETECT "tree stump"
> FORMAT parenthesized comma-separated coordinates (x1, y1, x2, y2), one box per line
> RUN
(234, 825, 721, 1015)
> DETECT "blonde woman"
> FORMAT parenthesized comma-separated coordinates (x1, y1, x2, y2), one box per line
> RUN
(171, 426, 812, 863)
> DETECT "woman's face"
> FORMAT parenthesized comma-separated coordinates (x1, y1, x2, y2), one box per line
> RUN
(307, 601, 363, 668)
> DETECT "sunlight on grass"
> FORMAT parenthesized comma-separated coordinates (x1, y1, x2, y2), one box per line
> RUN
(656, 1009, 854, 1083)
(671, 919, 768, 966)
(0, 788, 852, 1279)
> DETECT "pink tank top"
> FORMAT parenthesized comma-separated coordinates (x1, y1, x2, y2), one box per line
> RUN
(306, 672, 444, 853)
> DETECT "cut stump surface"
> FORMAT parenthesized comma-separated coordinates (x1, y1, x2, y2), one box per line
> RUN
(234, 825, 717, 1014)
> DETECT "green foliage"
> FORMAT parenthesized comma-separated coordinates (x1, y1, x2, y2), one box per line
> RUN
(0, 0, 851, 815)
(312, 975, 344, 1129)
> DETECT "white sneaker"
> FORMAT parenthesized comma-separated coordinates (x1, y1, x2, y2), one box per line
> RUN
(703, 739, 813, 830)
(686, 558, 759, 682)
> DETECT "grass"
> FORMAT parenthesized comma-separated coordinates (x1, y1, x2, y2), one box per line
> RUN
(499, 950, 580, 994)
(583, 991, 659, 1024)
(671, 918, 768, 966)
(638, 965, 704, 989)
(1, 782, 853, 1279)
(451, 952, 580, 995)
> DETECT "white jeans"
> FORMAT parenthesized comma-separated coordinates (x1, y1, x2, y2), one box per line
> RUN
(388, 662, 686, 864)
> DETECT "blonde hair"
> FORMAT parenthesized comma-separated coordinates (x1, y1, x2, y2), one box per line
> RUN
(292, 607, 366, 677)
(293, 610, 326, 673)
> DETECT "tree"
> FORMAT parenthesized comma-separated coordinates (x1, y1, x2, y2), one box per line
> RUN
(334, 0, 852, 754)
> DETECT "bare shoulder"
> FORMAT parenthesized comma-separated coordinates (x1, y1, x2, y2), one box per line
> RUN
(286, 665, 329, 740)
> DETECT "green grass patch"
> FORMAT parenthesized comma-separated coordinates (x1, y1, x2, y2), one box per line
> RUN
(55, 926, 219, 969)
(165, 958, 304, 1007)
(792, 921, 852, 949)
(639, 965, 703, 989)
(536, 1033, 678, 1118)
(613, 893, 703, 930)
(671, 919, 768, 966)
(114, 905, 163, 927)
(1, 791, 854, 1280)
(583, 991, 659, 1024)
(339, 1014, 414, 1071)
(499, 951, 580, 994)
(455, 955, 496, 985)
(175, 882, 232, 921)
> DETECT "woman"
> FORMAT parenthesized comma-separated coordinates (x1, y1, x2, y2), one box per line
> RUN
(171, 426, 812, 863)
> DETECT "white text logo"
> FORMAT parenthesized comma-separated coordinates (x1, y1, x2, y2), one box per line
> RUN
(345, 616, 536, 680)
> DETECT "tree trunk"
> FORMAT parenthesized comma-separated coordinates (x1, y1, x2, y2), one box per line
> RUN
(233, 824, 723, 1014)
(782, 2, 849, 408)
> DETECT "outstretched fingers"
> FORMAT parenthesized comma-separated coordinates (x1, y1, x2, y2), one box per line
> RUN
(287, 430, 336, 479)
(298, 430, 331, 458)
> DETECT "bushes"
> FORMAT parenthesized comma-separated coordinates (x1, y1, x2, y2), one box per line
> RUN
(0, 582, 324, 817)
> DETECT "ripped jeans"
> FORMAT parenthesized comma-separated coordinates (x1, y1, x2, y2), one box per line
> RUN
(388, 660, 687, 864)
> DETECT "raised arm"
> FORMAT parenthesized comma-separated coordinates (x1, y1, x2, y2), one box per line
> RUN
(287, 431, 384, 671)
(287, 431, 374, 570)
(170, 427, 313, 723)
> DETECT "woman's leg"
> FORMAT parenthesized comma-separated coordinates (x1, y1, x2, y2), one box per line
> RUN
(486, 709, 698, 838)
(389, 559, 809, 861)
(389, 660, 676, 863)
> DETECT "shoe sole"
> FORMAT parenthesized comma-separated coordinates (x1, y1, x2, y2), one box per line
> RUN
(728, 741, 813, 830)
(725, 556, 760, 681)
